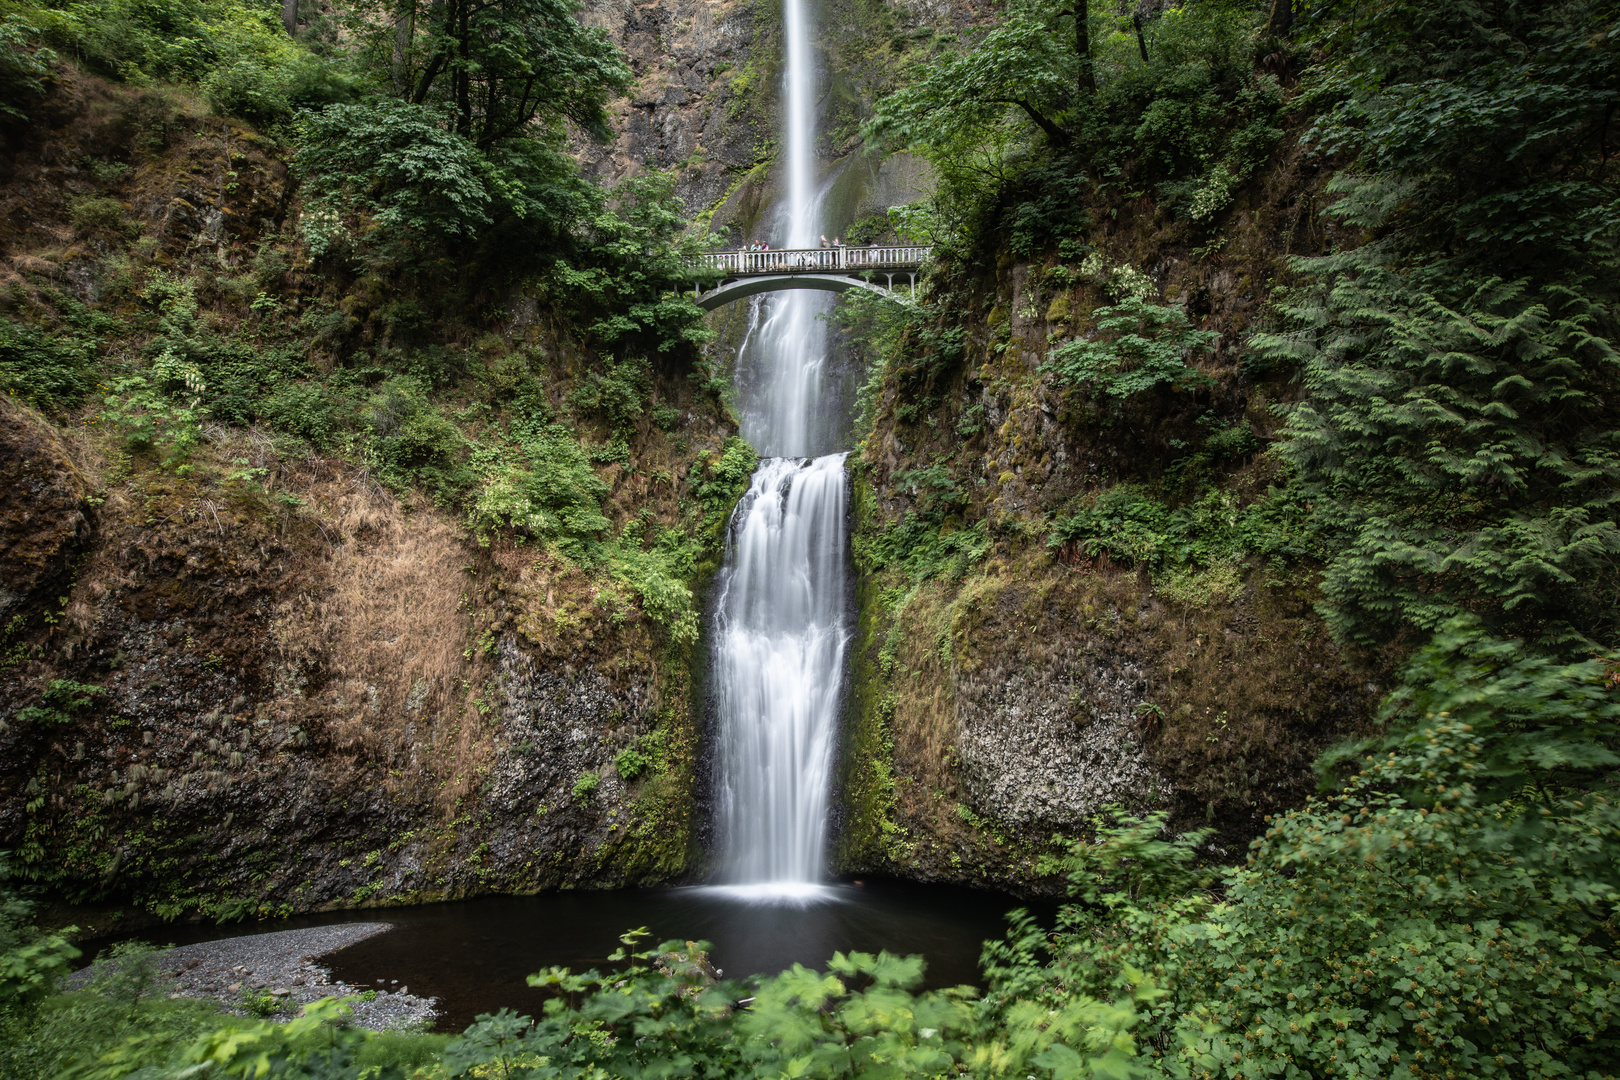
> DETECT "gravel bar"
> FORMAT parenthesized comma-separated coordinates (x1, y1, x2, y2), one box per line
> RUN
(69, 923, 438, 1031)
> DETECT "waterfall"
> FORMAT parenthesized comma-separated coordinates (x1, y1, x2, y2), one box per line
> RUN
(712, 456, 850, 889)
(711, 0, 850, 895)
(730, 0, 836, 460)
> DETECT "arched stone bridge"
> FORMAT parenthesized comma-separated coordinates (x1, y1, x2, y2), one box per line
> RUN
(689, 245, 930, 310)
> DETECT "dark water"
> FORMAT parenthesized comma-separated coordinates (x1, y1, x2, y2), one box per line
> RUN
(87, 879, 1035, 1031)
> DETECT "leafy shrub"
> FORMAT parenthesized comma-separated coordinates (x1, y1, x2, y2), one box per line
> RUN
(991, 622, 1620, 1076)
(467, 419, 609, 557)
(0, 319, 97, 412)
(571, 771, 599, 801)
(1047, 483, 1313, 591)
(67, 195, 131, 235)
(567, 354, 650, 434)
(0, 15, 52, 121)
(260, 381, 339, 448)
(440, 932, 1153, 1080)
(0, 856, 79, 1020)
(204, 52, 358, 127)
(296, 100, 495, 246)
(609, 527, 701, 643)
(27, 0, 296, 89)
(614, 745, 652, 781)
(365, 379, 474, 504)
(1170, 645, 1620, 1077)
(201, 58, 291, 127)
(1047, 485, 1171, 566)
(558, 170, 719, 354)
(12, 679, 102, 728)
(690, 436, 758, 529)
(1247, 0, 1620, 654)
(1044, 297, 1216, 398)
(99, 347, 208, 466)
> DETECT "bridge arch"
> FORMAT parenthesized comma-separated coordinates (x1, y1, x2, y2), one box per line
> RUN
(693, 273, 911, 311)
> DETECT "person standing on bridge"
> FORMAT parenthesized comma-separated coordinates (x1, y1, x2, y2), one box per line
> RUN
(819, 235, 829, 248)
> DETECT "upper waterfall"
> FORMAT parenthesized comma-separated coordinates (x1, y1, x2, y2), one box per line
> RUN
(728, 0, 837, 459)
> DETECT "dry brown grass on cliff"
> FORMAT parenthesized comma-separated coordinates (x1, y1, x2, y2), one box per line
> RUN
(273, 461, 494, 809)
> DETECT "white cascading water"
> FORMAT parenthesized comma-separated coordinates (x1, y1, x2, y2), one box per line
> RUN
(711, 0, 850, 896)
(712, 456, 849, 889)
(731, 0, 836, 459)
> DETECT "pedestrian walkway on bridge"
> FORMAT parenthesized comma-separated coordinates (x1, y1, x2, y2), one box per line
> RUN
(687, 245, 931, 310)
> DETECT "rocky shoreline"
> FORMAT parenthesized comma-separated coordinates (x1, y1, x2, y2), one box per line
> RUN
(68, 924, 438, 1031)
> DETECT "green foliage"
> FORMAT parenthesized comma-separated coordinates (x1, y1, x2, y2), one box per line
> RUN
(13, 679, 104, 729)
(977, 624, 1620, 1076)
(430, 931, 1156, 1080)
(1169, 669, 1620, 1076)
(1327, 618, 1620, 807)
(869, 1, 1281, 253)
(1047, 483, 1310, 580)
(467, 417, 608, 555)
(0, 318, 98, 412)
(259, 381, 340, 448)
(0, 15, 53, 120)
(571, 771, 600, 801)
(859, 505, 989, 584)
(692, 436, 758, 519)
(556, 171, 720, 355)
(1240, 0, 1620, 654)
(1045, 298, 1217, 398)
(202, 52, 360, 129)
(0, 857, 79, 1022)
(364, 378, 475, 505)
(608, 529, 701, 644)
(1260, 254, 1620, 650)
(68, 195, 133, 235)
(297, 100, 498, 247)
(98, 346, 208, 467)
(349, 0, 631, 148)
(567, 354, 651, 435)
(614, 745, 652, 782)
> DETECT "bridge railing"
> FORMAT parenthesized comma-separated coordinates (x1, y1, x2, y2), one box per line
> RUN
(697, 245, 930, 276)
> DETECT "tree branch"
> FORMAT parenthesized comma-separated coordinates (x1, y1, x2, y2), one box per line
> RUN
(992, 97, 1071, 146)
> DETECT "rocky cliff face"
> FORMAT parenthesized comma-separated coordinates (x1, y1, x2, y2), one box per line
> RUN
(0, 68, 736, 933)
(576, 0, 976, 238)
(832, 134, 1386, 893)
(0, 400, 711, 927)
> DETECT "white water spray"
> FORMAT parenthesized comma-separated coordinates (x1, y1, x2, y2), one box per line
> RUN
(711, 0, 851, 895)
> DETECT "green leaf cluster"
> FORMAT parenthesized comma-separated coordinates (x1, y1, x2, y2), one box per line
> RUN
(1047, 483, 1311, 577)
(1044, 298, 1217, 399)
(0, 317, 98, 413)
(12, 679, 104, 729)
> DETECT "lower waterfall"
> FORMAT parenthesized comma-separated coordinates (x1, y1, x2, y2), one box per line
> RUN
(711, 454, 851, 893)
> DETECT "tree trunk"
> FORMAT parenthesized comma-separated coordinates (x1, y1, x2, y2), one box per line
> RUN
(1133, 13, 1149, 63)
(392, 6, 414, 95)
(1266, 0, 1294, 37)
(1076, 0, 1095, 95)
(456, 1, 472, 136)
(281, 0, 297, 37)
